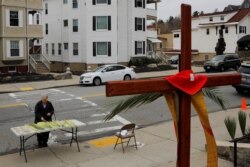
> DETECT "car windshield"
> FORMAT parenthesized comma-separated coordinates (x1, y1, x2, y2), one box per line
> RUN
(238, 66, 250, 74)
(211, 55, 225, 61)
(93, 66, 106, 72)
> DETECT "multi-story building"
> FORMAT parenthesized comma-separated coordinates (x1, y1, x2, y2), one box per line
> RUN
(173, 7, 250, 62)
(42, 0, 160, 73)
(0, 0, 43, 73)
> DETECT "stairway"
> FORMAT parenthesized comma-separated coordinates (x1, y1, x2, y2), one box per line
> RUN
(36, 62, 50, 73)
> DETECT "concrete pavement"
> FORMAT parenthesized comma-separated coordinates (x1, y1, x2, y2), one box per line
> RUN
(0, 108, 241, 167)
(0, 66, 240, 166)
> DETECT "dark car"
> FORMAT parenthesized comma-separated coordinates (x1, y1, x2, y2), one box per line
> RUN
(204, 54, 241, 72)
(233, 63, 250, 94)
(168, 55, 179, 64)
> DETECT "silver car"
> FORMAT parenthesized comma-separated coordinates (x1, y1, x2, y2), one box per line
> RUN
(233, 62, 250, 93)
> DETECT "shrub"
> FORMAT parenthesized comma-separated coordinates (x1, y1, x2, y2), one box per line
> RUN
(224, 117, 237, 140)
(128, 57, 162, 67)
(238, 111, 247, 136)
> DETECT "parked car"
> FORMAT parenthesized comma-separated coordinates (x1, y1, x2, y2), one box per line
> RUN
(232, 62, 250, 94)
(79, 64, 136, 86)
(203, 54, 241, 72)
(168, 55, 179, 64)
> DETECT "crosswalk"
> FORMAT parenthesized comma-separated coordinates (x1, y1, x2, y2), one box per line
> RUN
(8, 89, 130, 143)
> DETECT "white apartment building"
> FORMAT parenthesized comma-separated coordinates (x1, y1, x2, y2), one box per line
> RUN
(173, 8, 250, 61)
(42, 0, 160, 73)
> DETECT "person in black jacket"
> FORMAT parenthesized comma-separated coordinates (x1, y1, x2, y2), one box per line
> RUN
(34, 93, 54, 147)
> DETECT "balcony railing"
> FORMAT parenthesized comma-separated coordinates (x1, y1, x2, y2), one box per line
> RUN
(146, 8, 157, 18)
(147, 30, 157, 38)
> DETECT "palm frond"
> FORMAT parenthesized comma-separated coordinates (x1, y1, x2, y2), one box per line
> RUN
(105, 93, 162, 120)
(224, 116, 237, 140)
(238, 111, 247, 136)
(202, 87, 228, 111)
(105, 87, 227, 121)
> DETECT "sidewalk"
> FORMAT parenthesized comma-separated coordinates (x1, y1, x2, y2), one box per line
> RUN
(0, 66, 204, 94)
(0, 108, 240, 167)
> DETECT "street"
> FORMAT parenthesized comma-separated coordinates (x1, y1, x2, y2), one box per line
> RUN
(0, 84, 249, 155)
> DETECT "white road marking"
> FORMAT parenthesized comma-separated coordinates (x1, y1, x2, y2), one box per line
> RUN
(85, 119, 116, 125)
(56, 98, 72, 102)
(114, 115, 131, 125)
(90, 113, 107, 117)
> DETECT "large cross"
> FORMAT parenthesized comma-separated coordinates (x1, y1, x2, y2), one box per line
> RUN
(106, 4, 241, 167)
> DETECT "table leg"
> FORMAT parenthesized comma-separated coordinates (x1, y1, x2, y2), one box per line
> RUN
(19, 136, 28, 162)
(19, 137, 22, 156)
(69, 128, 80, 152)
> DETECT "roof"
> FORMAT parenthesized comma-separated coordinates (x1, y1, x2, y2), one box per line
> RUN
(227, 8, 250, 22)
(224, 5, 240, 12)
(199, 10, 237, 17)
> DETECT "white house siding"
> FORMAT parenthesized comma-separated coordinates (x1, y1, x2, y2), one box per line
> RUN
(173, 10, 250, 59)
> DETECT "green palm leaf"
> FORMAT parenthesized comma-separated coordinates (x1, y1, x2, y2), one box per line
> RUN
(105, 87, 227, 120)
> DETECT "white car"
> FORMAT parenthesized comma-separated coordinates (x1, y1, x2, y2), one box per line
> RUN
(79, 64, 136, 86)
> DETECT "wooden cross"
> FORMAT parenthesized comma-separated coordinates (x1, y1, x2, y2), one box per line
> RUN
(106, 4, 241, 167)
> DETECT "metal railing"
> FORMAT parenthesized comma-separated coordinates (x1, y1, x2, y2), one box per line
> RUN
(41, 54, 51, 71)
(29, 56, 37, 73)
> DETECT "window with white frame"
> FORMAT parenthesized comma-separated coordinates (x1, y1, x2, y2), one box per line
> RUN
(8, 66, 16, 73)
(73, 43, 78, 55)
(225, 27, 229, 34)
(52, 43, 55, 55)
(93, 42, 111, 56)
(64, 43, 68, 50)
(36, 14, 39, 24)
(10, 11, 19, 26)
(63, 0, 68, 4)
(93, 16, 111, 31)
(73, 19, 78, 32)
(135, 17, 145, 31)
(46, 43, 48, 54)
(206, 28, 210, 35)
(135, 41, 143, 54)
(135, 0, 144, 8)
(209, 17, 213, 21)
(174, 34, 179, 38)
(63, 20, 68, 27)
(239, 26, 246, 34)
(10, 41, 19, 56)
(93, 0, 111, 5)
(58, 43, 62, 55)
(45, 23, 48, 34)
(220, 16, 224, 21)
(72, 0, 78, 8)
(96, 16, 108, 30)
(45, 3, 48, 15)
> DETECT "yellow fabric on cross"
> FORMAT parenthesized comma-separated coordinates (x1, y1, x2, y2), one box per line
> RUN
(165, 91, 218, 167)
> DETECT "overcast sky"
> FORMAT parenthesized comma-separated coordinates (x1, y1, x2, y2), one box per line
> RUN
(157, 0, 243, 20)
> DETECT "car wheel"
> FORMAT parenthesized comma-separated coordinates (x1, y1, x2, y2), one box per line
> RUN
(234, 64, 240, 71)
(93, 77, 101, 86)
(219, 65, 225, 72)
(124, 75, 131, 81)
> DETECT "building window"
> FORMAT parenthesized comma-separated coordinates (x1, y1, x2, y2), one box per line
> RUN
(135, 0, 144, 8)
(10, 41, 19, 56)
(63, 0, 68, 4)
(174, 34, 179, 38)
(52, 43, 55, 55)
(8, 66, 16, 73)
(209, 17, 213, 21)
(36, 14, 39, 24)
(73, 0, 78, 8)
(135, 17, 145, 31)
(10, 11, 19, 26)
(45, 23, 48, 34)
(45, 3, 48, 15)
(239, 26, 247, 34)
(64, 43, 68, 50)
(206, 28, 210, 35)
(46, 43, 48, 54)
(93, 0, 111, 5)
(63, 20, 68, 27)
(221, 16, 224, 21)
(73, 19, 78, 32)
(93, 16, 111, 31)
(73, 43, 78, 55)
(58, 43, 62, 55)
(93, 42, 111, 56)
(136, 41, 143, 54)
(225, 27, 229, 34)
